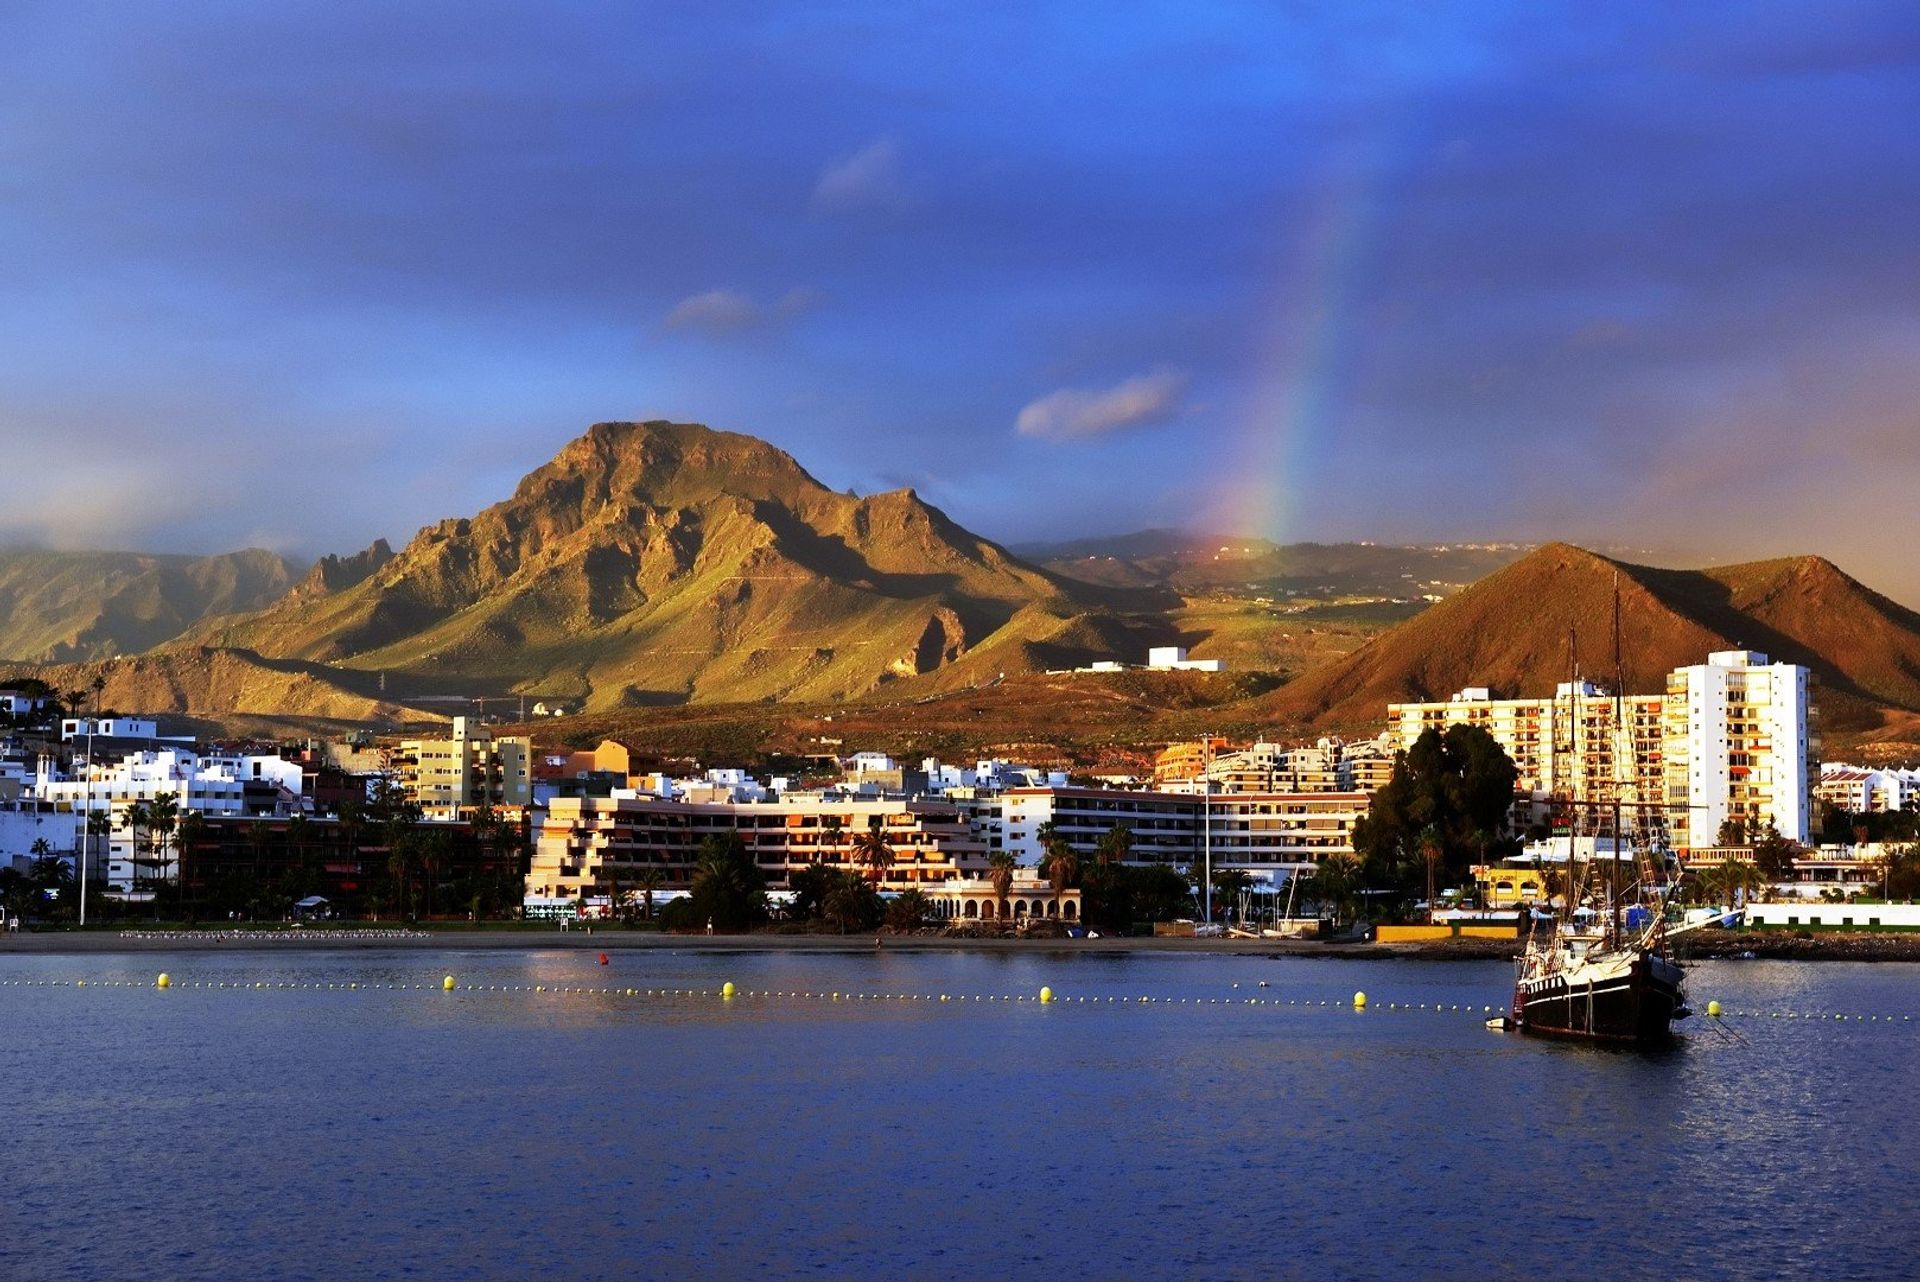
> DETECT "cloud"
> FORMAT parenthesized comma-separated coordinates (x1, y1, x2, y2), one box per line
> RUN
(663, 288, 761, 333)
(1015, 368, 1190, 441)
(811, 137, 905, 214)
(661, 286, 825, 336)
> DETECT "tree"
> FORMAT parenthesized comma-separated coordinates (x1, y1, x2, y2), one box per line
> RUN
(687, 832, 768, 931)
(1212, 867, 1252, 921)
(885, 888, 930, 931)
(1418, 823, 1443, 922)
(818, 813, 845, 863)
(1749, 823, 1799, 886)
(822, 869, 879, 934)
(1094, 824, 1134, 868)
(1306, 853, 1363, 925)
(987, 851, 1017, 924)
(1129, 863, 1194, 923)
(632, 866, 664, 921)
(1877, 844, 1920, 901)
(1351, 725, 1520, 907)
(1716, 816, 1751, 849)
(173, 810, 206, 922)
(786, 862, 838, 922)
(1037, 837, 1080, 918)
(852, 825, 895, 884)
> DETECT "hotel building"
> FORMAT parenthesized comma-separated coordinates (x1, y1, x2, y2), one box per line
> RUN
(525, 794, 988, 901)
(1663, 651, 1815, 848)
(1385, 650, 1814, 850)
(392, 717, 532, 821)
(996, 786, 1368, 880)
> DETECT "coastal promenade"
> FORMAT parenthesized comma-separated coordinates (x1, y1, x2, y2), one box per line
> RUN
(0, 928, 1368, 957)
(6, 925, 1916, 959)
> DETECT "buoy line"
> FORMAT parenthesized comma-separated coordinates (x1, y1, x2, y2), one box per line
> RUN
(17, 977, 1911, 1027)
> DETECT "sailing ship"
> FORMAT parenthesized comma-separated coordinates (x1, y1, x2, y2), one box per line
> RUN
(1509, 586, 1693, 1045)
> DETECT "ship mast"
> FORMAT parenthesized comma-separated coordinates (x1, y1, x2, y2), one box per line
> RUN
(1609, 577, 1627, 949)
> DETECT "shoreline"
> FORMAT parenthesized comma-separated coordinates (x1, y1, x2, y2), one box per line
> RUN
(1, 926, 1915, 961)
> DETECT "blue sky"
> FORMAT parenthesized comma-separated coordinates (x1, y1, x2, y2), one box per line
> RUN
(3, 2, 1917, 597)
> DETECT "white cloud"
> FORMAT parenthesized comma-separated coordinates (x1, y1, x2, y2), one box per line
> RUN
(811, 138, 905, 214)
(662, 286, 826, 336)
(663, 288, 761, 333)
(1015, 368, 1191, 440)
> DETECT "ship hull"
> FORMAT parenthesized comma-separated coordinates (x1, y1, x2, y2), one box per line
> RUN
(1513, 951, 1684, 1045)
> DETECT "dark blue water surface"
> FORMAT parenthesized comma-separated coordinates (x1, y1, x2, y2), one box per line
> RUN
(3, 948, 1915, 1281)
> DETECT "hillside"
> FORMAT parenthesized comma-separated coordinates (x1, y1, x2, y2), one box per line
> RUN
(1022, 531, 1531, 597)
(0, 548, 300, 662)
(1259, 543, 1920, 733)
(178, 421, 1157, 711)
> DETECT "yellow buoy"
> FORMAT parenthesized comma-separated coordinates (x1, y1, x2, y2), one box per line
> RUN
(442, 975, 456, 991)
(156, 973, 171, 989)
(1707, 1000, 1722, 1017)
(1353, 991, 1367, 1009)
(722, 981, 736, 999)
(1039, 986, 1054, 1003)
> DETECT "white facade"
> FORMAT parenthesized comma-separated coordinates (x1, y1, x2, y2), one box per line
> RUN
(61, 716, 161, 741)
(1665, 651, 1813, 848)
(1817, 764, 1920, 815)
(31, 748, 301, 892)
(1146, 646, 1226, 673)
(997, 786, 1367, 879)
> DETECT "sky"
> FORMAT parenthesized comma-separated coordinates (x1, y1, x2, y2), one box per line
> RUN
(2, 2, 1918, 598)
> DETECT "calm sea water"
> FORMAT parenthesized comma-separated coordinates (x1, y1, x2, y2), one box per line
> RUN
(2, 948, 1914, 1281)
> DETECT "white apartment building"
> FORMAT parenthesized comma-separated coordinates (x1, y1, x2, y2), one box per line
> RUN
(1388, 682, 1667, 813)
(997, 786, 1367, 880)
(32, 748, 303, 893)
(526, 793, 987, 901)
(1387, 653, 1815, 850)
(60, 716, 164, 741)
(1816, 764, 1920, 815)
(1664, 651, 1814, 848)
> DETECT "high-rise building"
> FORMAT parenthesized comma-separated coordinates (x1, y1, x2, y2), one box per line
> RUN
(1664, 651, 1815, 848)
(1387, 683, 1666, 830)
(1384, 650, 1815, 851)
(393, 717, 532, 821)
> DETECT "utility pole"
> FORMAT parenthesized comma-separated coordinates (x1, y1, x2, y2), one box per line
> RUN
(79, 718, 92, 927)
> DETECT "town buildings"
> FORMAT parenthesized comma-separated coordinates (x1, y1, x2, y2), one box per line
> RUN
(1814, 764, 1920, 816)
(996, 786, 1369, 880)
(391, 717, 532, 820)
(524, 793, 987, 904)
(1663, 651, 1815, 847)
(1385, 651, 1815, 848)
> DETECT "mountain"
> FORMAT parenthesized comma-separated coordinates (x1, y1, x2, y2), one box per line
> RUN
(0, 548, 300, 662)
(177, 421, 1145, 711)
(1260, 542, 1920, 732)
(1022, 530, 1532, 597)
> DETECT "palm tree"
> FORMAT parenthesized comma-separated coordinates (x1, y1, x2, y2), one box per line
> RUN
(885, 888, 930, 931)
(146, 793, 180, 921)
(173, 809, 206, 922)
(632, 866, 664, 921)
(823, 870, 874, 934)
(818, 813, 845, 864)
(1418, 823, 1444, 923)
(1212, 867, 1253, 923)
(1095, 824, 1133, 869)
(123, 801, 150, 901)
(987, 851, 1017, 924)
(1037, 837, 1080, 918)
(1310, 853, 1362, 926)
(852, 825, 895, 884)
